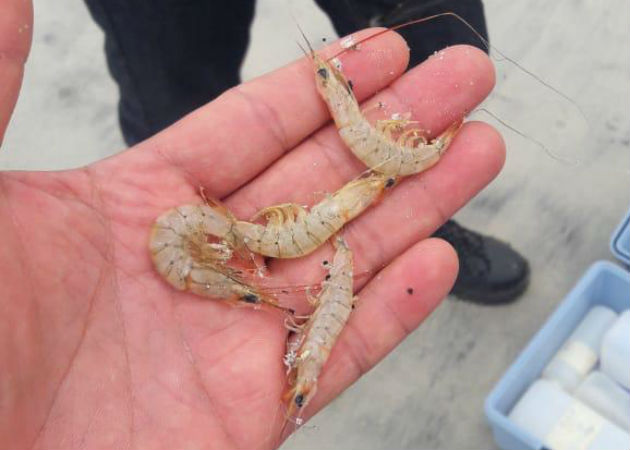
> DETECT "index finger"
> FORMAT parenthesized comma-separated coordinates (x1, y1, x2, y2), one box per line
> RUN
(0, 0, 32, 144)
(123, 29, 410, 197)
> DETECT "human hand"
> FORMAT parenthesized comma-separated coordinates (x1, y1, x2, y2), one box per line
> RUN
(0, 1, 504, 448)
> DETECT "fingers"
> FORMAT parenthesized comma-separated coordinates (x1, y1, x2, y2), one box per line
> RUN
(0, 0, 33, 145)
(130, 28, 410, 197)
(283, 238, 458, 430)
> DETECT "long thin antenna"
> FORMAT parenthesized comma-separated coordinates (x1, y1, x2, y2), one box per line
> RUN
(473, 107, 580, 167)
(328, 12, 587, 123)
(289, 9, 315, 57)
(295, 40, 309, 58)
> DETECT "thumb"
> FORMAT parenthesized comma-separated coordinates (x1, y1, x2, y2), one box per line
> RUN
(0, 0, 33, 146)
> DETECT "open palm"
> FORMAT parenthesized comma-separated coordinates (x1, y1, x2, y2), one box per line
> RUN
(0, 3, 504, 448)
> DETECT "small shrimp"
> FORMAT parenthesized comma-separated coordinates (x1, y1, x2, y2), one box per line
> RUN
(311, 52, 462, 177)
(282, 235, 356, 427)
(149, 204, 292, 313)
(234, 173, 391, 258)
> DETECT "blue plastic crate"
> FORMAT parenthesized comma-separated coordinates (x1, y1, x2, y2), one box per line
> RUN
(484, 261, 630, 450)
(611, 209, 630, 266)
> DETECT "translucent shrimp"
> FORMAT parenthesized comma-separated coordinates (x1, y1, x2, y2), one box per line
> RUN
(282, 235, 356, 427)
(234, 173, 391, 258)
(311, 52, 462, 177)
(149, 204, 292, 312)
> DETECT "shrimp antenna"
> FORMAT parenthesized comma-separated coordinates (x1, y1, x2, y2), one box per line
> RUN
(290, 10, 315, 57)
(295, 40, 309, 58)
(329, 12, 587, 123)
(473, 107, 580, 167)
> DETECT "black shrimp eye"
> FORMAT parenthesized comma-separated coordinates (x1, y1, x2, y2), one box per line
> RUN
(294, 394, 305, 408)
(317, 67, 328, 80)
(385, 178, 395, 188)
(243, 293, 259, 304)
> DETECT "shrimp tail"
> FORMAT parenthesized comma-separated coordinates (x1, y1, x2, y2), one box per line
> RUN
(199, 187, 237, 221)
(433, 118, 464, 156)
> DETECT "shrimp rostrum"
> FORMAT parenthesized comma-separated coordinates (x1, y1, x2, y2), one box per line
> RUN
(283, 235, 356, 426)
(311, 51, 462, 178)
(149, 204, 292, 313)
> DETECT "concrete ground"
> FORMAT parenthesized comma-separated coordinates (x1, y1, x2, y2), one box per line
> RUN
(2, 0, 628, 448)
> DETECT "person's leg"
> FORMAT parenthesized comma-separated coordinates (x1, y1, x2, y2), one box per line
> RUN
(315, 0, 488, 67)
(315, 0, 529, 304)
(84, 0, 256, 145)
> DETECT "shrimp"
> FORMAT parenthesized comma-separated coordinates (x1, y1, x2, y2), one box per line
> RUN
(149, 204, 293, 313)
(282, 235, 356, 427)
(234, 172, 392, 258)
(311, 51, 462, 177)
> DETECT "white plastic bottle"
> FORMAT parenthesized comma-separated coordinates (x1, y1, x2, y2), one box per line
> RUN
(542, 306, 617, 391)
(575, 370, 630, 430)
(600, 309, 630, 390)
(509, 379, 630, 450)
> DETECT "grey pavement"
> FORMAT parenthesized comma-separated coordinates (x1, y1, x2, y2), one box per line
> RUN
(2, 1, 628, 449)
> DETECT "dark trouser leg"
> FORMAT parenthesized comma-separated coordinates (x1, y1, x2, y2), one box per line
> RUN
(314, 0, 489, 67)
(84, 0, 256, 146)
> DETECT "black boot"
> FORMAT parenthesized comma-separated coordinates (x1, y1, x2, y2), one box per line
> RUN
(433, 221, 530, 304)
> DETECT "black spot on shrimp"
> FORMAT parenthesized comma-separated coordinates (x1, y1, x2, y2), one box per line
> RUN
(317, 67, 329, 80)
(407, 287, 414, 295)
(294, 394, 304, 408)
(385, 178, 396, 188)
(342, 79, 354, 96)
(242, 293, 260, 304)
